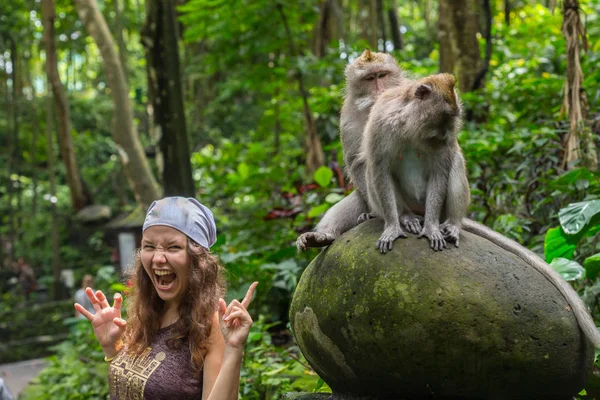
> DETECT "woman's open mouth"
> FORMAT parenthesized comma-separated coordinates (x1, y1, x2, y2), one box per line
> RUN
(154, 269, 177, 291)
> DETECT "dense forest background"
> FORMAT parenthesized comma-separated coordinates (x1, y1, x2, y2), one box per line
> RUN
(1, 0, 600, 398)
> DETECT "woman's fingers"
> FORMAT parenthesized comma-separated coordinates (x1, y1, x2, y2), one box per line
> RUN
(223, 306, 241, 321)
(86, 287, 102, 312)
(112, 293, 123, 314)
(218, 298, 227, 316)
(225, 299, 241, 317)
(113, 317, 127, 331)
(241, 281, 258, 309)
(96, 290, 110, 309)
(224, 310, 250, 324)
(74, 303, 94, 322)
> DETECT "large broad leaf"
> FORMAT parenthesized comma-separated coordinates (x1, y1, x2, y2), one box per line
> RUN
(549, 257, 585, 281)
(314, 166, 333, 188)
(308, 203, 330, 218)
(584, 253, 600, 281)
(558, 200, 600, 235)
(544, 227, 578, 263)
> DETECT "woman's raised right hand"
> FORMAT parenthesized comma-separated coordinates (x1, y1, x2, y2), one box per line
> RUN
(74, 288, 126, 357)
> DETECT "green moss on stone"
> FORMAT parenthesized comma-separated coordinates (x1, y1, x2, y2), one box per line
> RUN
(290, 219, 594, 400)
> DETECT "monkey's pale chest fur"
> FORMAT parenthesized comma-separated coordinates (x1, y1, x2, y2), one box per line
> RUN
(393, 146, 429, 212)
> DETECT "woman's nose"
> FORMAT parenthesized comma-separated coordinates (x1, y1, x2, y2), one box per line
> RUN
(152, 250, 167, 264)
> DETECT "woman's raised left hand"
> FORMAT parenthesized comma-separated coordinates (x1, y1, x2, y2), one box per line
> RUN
(218, 282, 258, 349)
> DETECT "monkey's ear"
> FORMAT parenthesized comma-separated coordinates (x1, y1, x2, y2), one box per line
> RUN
(415, 84, 432, 100)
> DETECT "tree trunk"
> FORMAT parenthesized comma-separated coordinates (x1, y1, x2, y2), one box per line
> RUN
(446, 0, 482, 92)
(505, 0, 511, 26)
(438, 0, 455, 73)
(113, 0, 130, 81)
(45, 77, 62, 300)
(561, 0, 597, 170)
(471, 0, 492, 91)
(315, 0, 332, 58)
(369, 0, 378, 49)
(388, 0, 403, 51)
(376, 0, 387, 52)
(74, 0, 161, 209)
(42, 0, 91, 211)
(423, 0, 433, 40)
(276, 3, 324, 177)
(142, 0, 195, 197)
(359, 0, 377, 50)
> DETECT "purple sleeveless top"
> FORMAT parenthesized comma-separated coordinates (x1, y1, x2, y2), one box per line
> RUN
(108, 325, 203, 399)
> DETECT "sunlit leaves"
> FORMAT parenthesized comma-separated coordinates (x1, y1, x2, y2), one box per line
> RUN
(549, 257, 585, 281)
(313, 166, 333, 187)
(558, 200, 600, 235)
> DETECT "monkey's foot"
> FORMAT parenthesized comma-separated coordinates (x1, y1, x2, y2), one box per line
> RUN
(377, 226, 408, 254)
(440, 223, 460, 248)
(418, 225, 447, 251)
(400, 215, 423, 234)
(357, 213, 375, 225)
(296, 232, 336, 252)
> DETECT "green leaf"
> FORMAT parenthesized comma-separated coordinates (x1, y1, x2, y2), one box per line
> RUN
(544, 227, 577, 263)
(314, 166, 333, 188)
(314, 378, 325, 392)
(584, 253, 600, 281)
(237, 162, 250, 180)
(549, 257, 585, 281)
(308, 203, 330, 218)
(325, 193, 344, 204)
(558, 200, 600, 235)
(549, 168, 599, 191)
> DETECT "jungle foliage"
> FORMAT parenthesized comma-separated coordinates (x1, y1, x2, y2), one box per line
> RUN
(2, 0, 600, 398)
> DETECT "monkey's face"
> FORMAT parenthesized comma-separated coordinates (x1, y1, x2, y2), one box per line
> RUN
(413, 74, 462, 134)
(345, 51, 404, 103)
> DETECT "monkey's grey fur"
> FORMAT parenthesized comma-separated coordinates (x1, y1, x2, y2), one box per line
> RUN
(296, 50, 406, 251)
(362, 73, 468, 253)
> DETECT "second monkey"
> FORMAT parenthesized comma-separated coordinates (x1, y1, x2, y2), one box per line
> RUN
(362, 73, 468, 253)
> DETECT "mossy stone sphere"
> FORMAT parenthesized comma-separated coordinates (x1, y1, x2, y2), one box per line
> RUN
(290, 219, 593, 400)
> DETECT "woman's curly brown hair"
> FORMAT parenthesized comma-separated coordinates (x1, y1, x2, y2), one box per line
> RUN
(124, 239, 226, 373)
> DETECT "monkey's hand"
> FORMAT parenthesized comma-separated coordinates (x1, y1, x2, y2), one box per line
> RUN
(377, 225, 407, 254)
(357, 213, 375, 225)
(296, 232, 336, 252)
(400, 214, 423, 234)
(440, 223, 460, 248)
(418, 225, 447, 251)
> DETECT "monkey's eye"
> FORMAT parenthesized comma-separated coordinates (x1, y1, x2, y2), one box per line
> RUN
(378, 72, 388, 79)
(364, 75, 376, 81)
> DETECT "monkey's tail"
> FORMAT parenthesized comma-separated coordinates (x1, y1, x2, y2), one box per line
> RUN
(462, 218, 600, 348)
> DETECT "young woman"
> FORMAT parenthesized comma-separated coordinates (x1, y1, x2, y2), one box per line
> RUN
(75, 197, 258, 399)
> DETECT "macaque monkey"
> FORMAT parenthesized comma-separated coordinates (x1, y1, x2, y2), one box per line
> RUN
(363, 73, 467, 253)
(296, 49, 406, 251)
(363, 73, 600, 347)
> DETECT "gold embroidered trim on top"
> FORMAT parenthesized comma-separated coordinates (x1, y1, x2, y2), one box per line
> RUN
(109, 347, 166, 400)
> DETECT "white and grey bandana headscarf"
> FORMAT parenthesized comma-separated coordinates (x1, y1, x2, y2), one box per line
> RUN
(142, 197, 217, 249)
